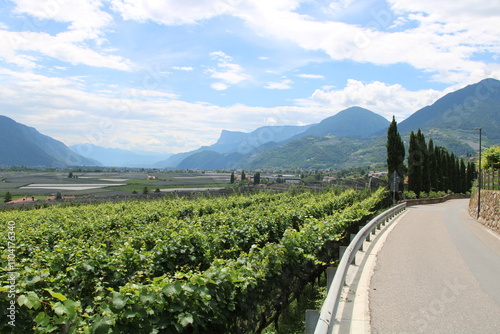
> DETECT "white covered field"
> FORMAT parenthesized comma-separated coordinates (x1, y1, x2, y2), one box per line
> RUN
(20, 183, 126, 191)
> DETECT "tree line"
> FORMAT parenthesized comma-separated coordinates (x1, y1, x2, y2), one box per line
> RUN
(387, 117, 476, 199)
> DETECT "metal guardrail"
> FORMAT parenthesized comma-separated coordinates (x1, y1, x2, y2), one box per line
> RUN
(309, 202, 407, 334)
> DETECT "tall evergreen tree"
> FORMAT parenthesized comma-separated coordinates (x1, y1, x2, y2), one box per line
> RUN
(253, 172, 261, 185)
(459, 159, 467, 193)
(449, 153, 457, 193)
(407, 131, 422, 197)
(435, 146, 443, 191)
(386, 116, 406, 193)
(428, 139, 438, 191)
(417, 130, 431, 193)
(466, 161, 475, 192)
(230, 171, 235, 184)
(440, 148, 450, 192)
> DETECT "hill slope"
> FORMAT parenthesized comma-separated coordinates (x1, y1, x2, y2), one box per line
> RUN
(399, 78, 500, 142)
(244, 136, 368, 169)
(0, 115, 100, 167)
(294, 106, 390, 139)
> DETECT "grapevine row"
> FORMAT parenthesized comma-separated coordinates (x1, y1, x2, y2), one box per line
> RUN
(1, 187, 387, 333)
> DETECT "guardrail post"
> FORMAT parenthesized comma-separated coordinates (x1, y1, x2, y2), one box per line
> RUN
(305, 310, 320, 334)
(358, 227, 365, 250)
(339, 246, 346, 261)
(326, 267, 337, 291)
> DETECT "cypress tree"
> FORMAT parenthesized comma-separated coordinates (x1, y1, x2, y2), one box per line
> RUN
(428, 139, 438, 191)
(466, 161, 475, 192)
(386, 116, 406, 194)
(408, 131, 422, 197)
(253, 172, 261, 185)
(440, 148, 450, 192)
(460, 159, 467, 194)
(417, 130, 431, 194)
(435, 146, 443, 191)
(449, 153, 457, 193)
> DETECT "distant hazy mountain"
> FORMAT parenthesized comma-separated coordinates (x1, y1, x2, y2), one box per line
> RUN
(208, 130, 248, 153)
(0, 115, 100, 167)
(155, 124, 312, 168)
(293, 106, 390, 139)
(210, 125, 313, 154)
(70, 144, 170, 168)
(177, 151, 245, 170)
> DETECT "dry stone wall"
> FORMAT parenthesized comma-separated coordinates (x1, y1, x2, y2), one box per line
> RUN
(469, 190, 500, 233)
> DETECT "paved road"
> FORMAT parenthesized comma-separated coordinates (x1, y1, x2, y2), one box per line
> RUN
(370, 199, 500, 334)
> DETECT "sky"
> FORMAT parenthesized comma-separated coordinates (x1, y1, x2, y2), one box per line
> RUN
(0, 0, 499, 154)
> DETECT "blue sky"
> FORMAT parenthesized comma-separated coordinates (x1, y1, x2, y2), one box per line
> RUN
(0, 0, 499, 154)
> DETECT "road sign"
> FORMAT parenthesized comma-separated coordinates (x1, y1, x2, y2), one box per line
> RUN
(390, 171, 400, 192)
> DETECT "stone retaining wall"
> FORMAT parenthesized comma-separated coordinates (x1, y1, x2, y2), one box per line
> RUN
(469, 190, 500, 233)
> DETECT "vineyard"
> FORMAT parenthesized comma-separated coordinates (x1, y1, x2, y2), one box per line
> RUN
(1, 187, 389, 333)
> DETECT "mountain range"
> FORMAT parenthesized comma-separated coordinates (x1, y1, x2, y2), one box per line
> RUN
(0, 115, 99, 168)
(159, 106, 391, 170)
(1, 78, 498, 169)
(69, 144, 170, 168)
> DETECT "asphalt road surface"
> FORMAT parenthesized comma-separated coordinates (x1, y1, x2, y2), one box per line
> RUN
(370, 199, 500, 334)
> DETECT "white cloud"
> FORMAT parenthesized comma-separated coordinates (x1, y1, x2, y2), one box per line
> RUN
(172, 66, 194, 71)
(108, 0, 499, 85)
(388, 0, 500, 20)
(109, 0, 234, 25)
(211, 82, 228, 91)
(0, 30, 132, 70)
(0, 0, 133, 70)
(307, 79, 445, 120)
(13, 0, 112, 42)
(296, 73, 324, 79)
(206, 51, 250, 89)
(121, 88, 180, 100)
(58, 0, 498, 84)
(264, 79, 293, 90)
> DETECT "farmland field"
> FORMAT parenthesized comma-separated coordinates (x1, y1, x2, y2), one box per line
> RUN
(0, 171, 233, 203)
(0, 186, 389, 333)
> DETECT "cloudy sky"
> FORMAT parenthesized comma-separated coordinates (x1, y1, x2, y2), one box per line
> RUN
(0, 0, 499, 154)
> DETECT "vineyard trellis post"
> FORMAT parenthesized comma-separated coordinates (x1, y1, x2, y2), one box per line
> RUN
(482, 169, 500, 190)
